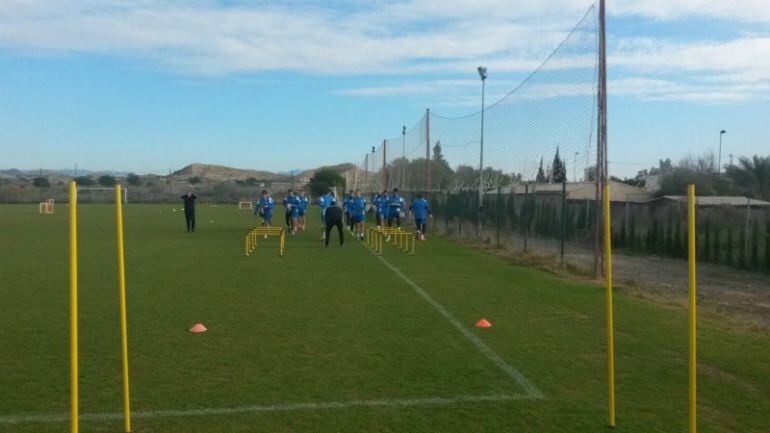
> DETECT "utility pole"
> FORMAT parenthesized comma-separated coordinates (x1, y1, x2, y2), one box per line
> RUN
(401, 125, 406, 191)
(717, 130, 726, 185)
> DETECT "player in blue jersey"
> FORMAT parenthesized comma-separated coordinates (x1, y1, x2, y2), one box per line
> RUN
(387, 188, 405, 228)
(283, 189, 301, 235)
(297, 189, 309, 232)
(256, 190, 275, 237)
(372, 191, 385, 228)
(377, 190, 390, 227)
(351, 189, 367, 240)
(317, 189, 334, 240)
(409, 193, 432, 240)
(343, 190, 355, 232)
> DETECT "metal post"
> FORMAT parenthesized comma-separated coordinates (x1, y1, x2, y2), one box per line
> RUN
(604, 183, 615, 428)
(745, 197, 751, 260)
(479, 78, 486, 208)
(496, 187, 502, 247)
(115, 185, 132, 433)
(687, 184, 697, 433)
(561, 181, 566, 261)
(69, 181, 79, 433)
(401, 125, 406, 191)
(595, 0, 608, 278)
(524, 184, 529, 252)
(426, 108, 431, 194)
(382, 139, 387, 191)
(717, 130, 726, 185)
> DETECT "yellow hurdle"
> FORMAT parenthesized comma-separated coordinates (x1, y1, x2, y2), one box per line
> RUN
(366, 226, 414, 256)
(688, 185, 697, 433)
(244, 227, 285, 257)
(604, 183, 615, 428)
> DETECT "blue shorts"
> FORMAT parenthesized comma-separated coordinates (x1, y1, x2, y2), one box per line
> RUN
(263, 211, 273, 224)
(353, 214, 365, 223)
(415, 217, 426, 225)
(290, 208, 299, 218)
(298, 209, 306, 216)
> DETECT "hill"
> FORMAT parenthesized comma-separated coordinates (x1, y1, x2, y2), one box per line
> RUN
(171, 163, 285, 182)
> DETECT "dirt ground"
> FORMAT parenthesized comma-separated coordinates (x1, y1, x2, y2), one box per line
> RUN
(434, 218, 770, 331)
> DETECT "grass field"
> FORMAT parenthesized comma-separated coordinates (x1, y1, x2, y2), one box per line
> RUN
(1, 203, 769, 433)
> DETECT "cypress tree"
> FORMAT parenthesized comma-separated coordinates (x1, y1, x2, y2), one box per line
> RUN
(713, 227, 721, 264)
(751, 220, 759, 270)
(703, 219, 711, 262)
(726, 229, 734, 265)
(629, 215, 636, 250)
(765, 220, 770, 272)
(738, 228, 747, 269)
(674, 217, 683, 258)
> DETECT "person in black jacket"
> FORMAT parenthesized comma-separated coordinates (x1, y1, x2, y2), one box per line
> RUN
(180, 191, 198, 232)
(324, 199, 344, 247)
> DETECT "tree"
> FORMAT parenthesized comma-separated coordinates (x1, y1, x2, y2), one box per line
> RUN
(433, 141, 444, 162)
(308, 168, 345, 196)
(32, 177, 50, 188)
(127, 173, 142, 186)
(75, 176, 94, 186)
(188, 176, 201, 185)
(536, 158, 547, 183)
(551, 147, 567, 183)
(98, 175, 117, 187)
(659, 152, 719, 196)
(724, 155, 770, 201)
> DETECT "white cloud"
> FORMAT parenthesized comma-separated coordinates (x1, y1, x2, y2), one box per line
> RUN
(0, 1, 768, 103)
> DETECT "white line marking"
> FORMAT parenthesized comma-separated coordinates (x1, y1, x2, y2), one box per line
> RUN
(371, 251, 544, 399)
(0, 394, 530, 425)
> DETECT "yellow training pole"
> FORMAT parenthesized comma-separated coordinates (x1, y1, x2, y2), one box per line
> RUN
(68, 181, 79, 433)
(688, 184, 697, 433)
(604, 183, 616, 428)
(115, 185, 132, 432)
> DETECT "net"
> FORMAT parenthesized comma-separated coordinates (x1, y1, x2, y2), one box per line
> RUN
(355, 3, 599, 194)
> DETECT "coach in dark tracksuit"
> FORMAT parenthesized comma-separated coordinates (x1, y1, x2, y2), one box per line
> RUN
(324, 200, 344, 247)
(180, 191, 198, 232)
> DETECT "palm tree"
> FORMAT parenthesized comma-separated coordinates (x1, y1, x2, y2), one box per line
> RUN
(725, 155, 770, 200)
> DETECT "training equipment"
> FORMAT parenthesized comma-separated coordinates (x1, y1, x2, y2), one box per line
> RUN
(39, 199, 54, 214)
(245, 226, 286, 257)
(475, 319, 492, 328)
(365, 226, 415, 256)
(190, 323, 208, 333)
(68, 181, 132, 433)
(238, 201, 253, 210)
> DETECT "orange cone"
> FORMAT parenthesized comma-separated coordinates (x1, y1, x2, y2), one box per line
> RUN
(190, 323, 207, 333)
(475, 319, 492, 328)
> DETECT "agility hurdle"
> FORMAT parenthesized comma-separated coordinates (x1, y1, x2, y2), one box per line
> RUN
(366, 226, 415, 256)
(244, 226, 285, 257)
(39, 198, 55, 214)
(69, 181, 132, 433)
(238, 201, 253, 210)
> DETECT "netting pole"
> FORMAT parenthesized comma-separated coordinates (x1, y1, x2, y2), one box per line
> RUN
(478, 76, 486, 212)
(595, 0, 609, 278)
(604, 183, 615, 428)
(364, 154, 368, 192)
(426, 108, 431, 194)
(382, 139, 387, 191)
(115, 184, 132, 433)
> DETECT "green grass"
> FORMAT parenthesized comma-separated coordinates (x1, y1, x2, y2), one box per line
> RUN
(1, 203, 768, 432)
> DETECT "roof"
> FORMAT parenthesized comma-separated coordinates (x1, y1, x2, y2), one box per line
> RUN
(662, 195, 770, 207)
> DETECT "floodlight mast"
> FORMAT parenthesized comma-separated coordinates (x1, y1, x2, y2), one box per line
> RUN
(477, 66, 487, 209)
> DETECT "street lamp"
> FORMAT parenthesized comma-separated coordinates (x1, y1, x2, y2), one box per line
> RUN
(477, 66, 487, 208)
(717, 130, 726, 184)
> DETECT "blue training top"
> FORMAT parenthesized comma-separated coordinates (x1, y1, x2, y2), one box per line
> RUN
(387, 194, 405, 217)
(410, 198, 431, 220)
(256, 196, 275, 215)
(352, 196, 367, 217)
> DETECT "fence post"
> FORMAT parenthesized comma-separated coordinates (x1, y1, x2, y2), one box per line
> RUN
(745, 197, 751, 262)
(561, 181, 566, 262)
(496, 187, 502, 247)
(524, 184, 529, 252)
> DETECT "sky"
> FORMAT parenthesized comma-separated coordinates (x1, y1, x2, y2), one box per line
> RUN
(0, 0, 768, 178)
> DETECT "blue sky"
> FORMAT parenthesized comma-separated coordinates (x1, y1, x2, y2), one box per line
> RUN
(0, 0, 768, 178)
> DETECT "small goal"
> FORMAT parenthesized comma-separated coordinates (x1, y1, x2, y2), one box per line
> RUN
(238, 201, 253, 210)
(39, 199, 55, 214)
